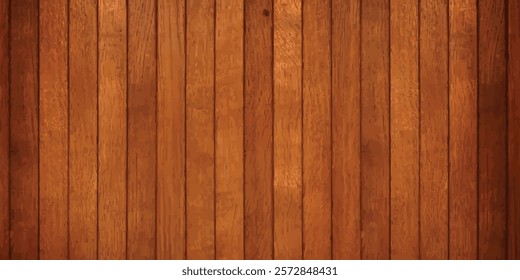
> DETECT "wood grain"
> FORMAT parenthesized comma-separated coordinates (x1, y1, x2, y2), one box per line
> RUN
(9, 0, 39, 260)
(39, 0, 69, 260)
(215, 0, 244, 260)
(331, 0, 361, 260)
(390, 0, 419, 260)
(157, 0, 186, 260)
(127, 0, 157, 260)
(69, 0, 98, 260)
(0, 0, 9, 260)
(508, 0, 520, 260)
(273, 0, 302, 260)
(303, 0, 331, 260)
(419, 0, 449, 260)
(244, 0, 274, 260)
(449, 0, 478, 260)
(360, 0, 390, 260)
(98, 0, 127, 260)
(186, 0, 215, 260)
(478, 0, 507, 260)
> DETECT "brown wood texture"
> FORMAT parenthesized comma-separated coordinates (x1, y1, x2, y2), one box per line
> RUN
(0, 0, 519, 260)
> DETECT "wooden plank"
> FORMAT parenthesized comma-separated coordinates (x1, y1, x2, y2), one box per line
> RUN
(302, 0, 331, 260)
(215, 0, 244, 260)
(98, 0, 127, 260)
(0, 0, 9, 260)
(390, 0, 419, 260)
(186, 0, 215, 260)
(360, 0, 390, 260)
(419, 0, 449, 260)
(127, 0, 157, 260)
(157, 0, 186, 260)
(9, 0, 39, 260)
(273, 0, 302, 260)
(478, 0, 507, 260)
(449, 0, 478, 260)
(508, 0, 520, 260)
(69, 0, 98, 260)
(39, 0, 69, 260)
(244, 0, 274, 260)
(331, 0, 361, 260)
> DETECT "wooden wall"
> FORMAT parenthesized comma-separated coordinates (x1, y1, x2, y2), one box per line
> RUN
(0, 0, 519, 260)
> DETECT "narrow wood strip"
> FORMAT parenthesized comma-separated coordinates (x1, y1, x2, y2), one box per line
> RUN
(0, 0, 9, 261)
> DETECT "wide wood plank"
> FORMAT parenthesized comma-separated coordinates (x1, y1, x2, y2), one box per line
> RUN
(244, 0, 274, 260)
(98, 0, 127, 260)
(449, 0, 478, 260)
(186, 0, 215, 260)
(303, 0, 331, 260)
(9, 0, 39, 260)
(390, 0, 419, 260)
(215, 0, 244, 260)
(157, 0, 186, 260)
(69, 0, 98, 260)
(39, 0, 69, 260)
(360, 0, 390, 260)
(0, 0, 9, 260)
(273, 0, 302, 260)
(419, 0, 449, 260)
(331, 0, 361, 260)
(127, 0, 157, 260)
(478, 0, 507, 260)
(508, 0, 520, 260)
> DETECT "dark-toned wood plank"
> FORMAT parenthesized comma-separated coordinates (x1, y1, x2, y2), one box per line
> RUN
(508, 0, 520, 260)
(449, 0, 478, 260)
(419, 0, 449, 260)
(0, 0, 9, 260)
(390, 0, 419, 260)
(127, 0, 157, 260)
(69, 0, 98, 260)
(157, 0, 186, 260)
(273, 0, 302, 260)
(98, 0, 127, 260)
(244, 0, 274, 260)
(360, 0, 390, 260)
(478, 0, 507, 260)
(331, 0, 360, 260)
(9, 0, 39, 260)
(215, 0, 244, 260)
(39, 0, 69, 260)
(186, 0, 215, 260)
(303, 0, 331, 260)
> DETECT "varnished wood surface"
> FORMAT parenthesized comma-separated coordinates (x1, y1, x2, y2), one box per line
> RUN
(0, 0, 519, 260)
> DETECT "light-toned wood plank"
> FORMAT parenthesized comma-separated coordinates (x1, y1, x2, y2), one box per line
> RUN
(157, 0, 186, 260)
(215, 0, 244, 260)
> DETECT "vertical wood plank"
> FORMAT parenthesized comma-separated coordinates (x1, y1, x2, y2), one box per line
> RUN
(69, 0, 98, 260)
(273, 0, 302, 260)
(478, 0, 507, 260)
(302, 0, 331, 260)
(215, 0, 244, 260)
(157, 0, 186, 260)
(0, 0, 9, 260)
(390, 0, 420, 260)
(449, 0, 478, 260)
(127, 0, 157, 260)
(98, 0, 127, 260)
(331, 0, 361, 260)
(419, 0, 449, 260)
(244, 0, 274, 260)
(39, 0, 69, 260)
(9, 0, 39, 260)
(186, 0, 215, 260)
(508, 0, 520, 260)
(360, 0, 390, 260)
